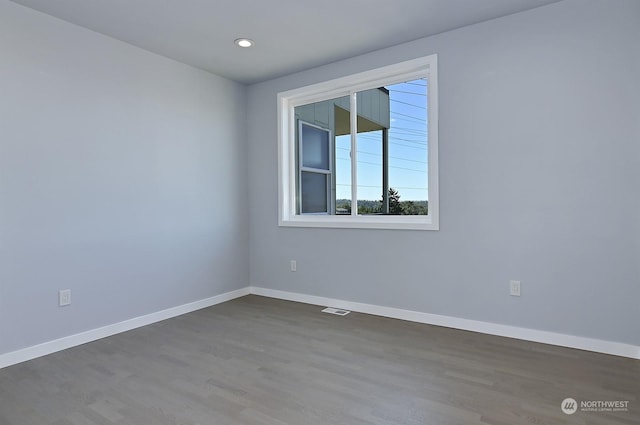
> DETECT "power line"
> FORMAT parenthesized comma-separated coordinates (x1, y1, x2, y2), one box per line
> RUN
(390, 135, 426, 142)
(336, 157, 426, 173)
(391, 127, 427, 134)
(358, 132, 425, 145)
(391, 117, 428, 126)
(357, 134, 381, 141)
(357, 132, 425, 143)
(390, 134, 427, 142)
(356, 133, 427, 147)
(390, 156, 426, 165)
(351, 133, 427, 150)
(336, 183, 427, 191)
(402, 81, 427, 87)
(390, 141, 427, 151)
(391, 99, 426, 110)
(389, 165, 426, 173)
(389, 89, 426, 96)
(337, 183, 378, 188)
(336, 146, 426, 164)
(390, 137, 426, 145)
(392, 111, 425, 122)
(390, 187, 428, 191)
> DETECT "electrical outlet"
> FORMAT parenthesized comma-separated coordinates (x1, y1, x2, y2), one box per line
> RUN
(290, 260, 297, 272)
(509, 280, 521, 297)
(59, 289, 71, 306)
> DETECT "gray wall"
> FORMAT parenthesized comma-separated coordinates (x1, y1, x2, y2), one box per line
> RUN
(248, 0, 640, 345)
(0, 1, 249, 354)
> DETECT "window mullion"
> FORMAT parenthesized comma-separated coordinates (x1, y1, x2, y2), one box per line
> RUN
(350, 91, 358, 216)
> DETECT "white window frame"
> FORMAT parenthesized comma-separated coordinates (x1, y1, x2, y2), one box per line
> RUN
(277, 54, 439, 230)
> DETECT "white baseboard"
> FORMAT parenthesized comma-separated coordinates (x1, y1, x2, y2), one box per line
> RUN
(250, 286, 640, 360)
(2, 285, 637, 369)
(0, 287, 250, 369)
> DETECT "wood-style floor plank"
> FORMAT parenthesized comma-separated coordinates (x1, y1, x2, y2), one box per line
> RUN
(1, 295, 638, 424)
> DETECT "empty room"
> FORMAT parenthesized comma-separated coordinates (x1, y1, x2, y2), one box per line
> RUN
(1, 0, 638, 424)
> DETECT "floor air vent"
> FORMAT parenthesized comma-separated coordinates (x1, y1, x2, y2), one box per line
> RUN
(322, 307, 350, 316)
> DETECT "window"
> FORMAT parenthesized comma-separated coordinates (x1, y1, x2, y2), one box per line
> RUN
(278, 55, 438, 230)
(299, 122, 332, 214)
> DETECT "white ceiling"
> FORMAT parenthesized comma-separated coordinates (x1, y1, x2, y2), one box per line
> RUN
(11, 0, 563, 84)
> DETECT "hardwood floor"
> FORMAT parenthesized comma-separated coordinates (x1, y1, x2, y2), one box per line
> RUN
(1, 295, 638, 425)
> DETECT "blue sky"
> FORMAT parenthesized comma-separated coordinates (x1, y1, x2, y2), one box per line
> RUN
(335, 79, 428, 202)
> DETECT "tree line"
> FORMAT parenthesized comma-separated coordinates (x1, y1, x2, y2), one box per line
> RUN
(336, 188, 428, 215)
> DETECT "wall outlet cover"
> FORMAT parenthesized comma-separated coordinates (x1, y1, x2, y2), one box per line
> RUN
(59, 289, 71, 306)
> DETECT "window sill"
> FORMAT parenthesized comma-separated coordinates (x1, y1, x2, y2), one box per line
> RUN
(279, 215, 439, 230)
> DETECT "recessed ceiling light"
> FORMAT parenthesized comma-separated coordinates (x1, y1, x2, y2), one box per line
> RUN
(234, 38, 254, 48)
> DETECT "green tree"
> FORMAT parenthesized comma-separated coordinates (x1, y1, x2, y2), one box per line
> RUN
(401, 201, 417, 215)
(388, 187, 402, 215)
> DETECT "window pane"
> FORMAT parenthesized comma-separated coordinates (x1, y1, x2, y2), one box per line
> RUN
(356, 130, 382, 215)
(331, 100, 352, 214)
(387, 79, 428, 215)
(295, 95, 350, 215)
(335, 134, 352, 214)
(355, 80, 428, 216)
(301, 172, 328, 213)
(353, 86, 389, 215)
(300, 123, 330, 170)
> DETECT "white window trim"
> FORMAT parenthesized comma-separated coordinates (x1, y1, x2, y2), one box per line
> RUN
(277, 54, 439, 230)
